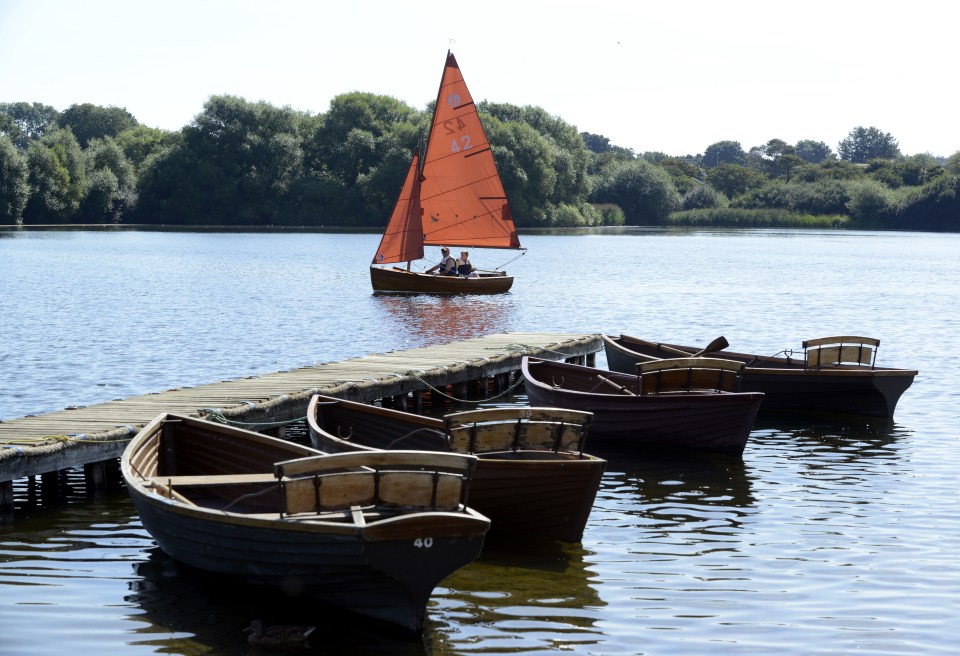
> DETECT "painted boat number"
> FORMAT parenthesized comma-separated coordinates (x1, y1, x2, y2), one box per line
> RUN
(442, 118, 472, 153)
(414, 537, 434, 548)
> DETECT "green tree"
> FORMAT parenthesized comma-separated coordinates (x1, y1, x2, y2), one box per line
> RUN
(0, 135, 30, 224)
(838, 126, 901, 163)
(659, 157, 703, 196)
(705, 163, 767, 198)
(796, 139, 833, 163)
(78, 137, 138, 223)
(846, 179, 899, 227)
(0, 113, 23, 146)
(681, 183, 728, 211)
(945, 151, 960, 175)
(0, 102, 59, 149)
(794, 158, 865, 182)
(897, 153, 943, 186)
(583, 135, 635, 176)
(58, 103, 138, 147)
(591, 159, 680, 225)
(312, 92, 423, 188)
(482, 103, 590, 208)
(702, 141, 746, 168)
(23, 128, 86, 223)
(735, 179, 854, 215)
(136, 95, 304, 224)
(890, 173, 960, 231)
(484, 117, 556, 226)
(114, 125, 177, 173)
(748, 139, 804, 180)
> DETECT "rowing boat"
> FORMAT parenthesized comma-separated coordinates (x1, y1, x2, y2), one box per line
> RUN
(603, 334, 918, 418)
(121, 413, 489, 634)
(521, 356, 763, 457)
(307, 395, 605, 542)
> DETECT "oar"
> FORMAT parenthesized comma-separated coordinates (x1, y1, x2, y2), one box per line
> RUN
(597, 375, 637, 396)
(692, 336, 729, 357)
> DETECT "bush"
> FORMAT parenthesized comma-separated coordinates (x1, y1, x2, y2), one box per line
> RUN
(846, 180, 900, 228)
(735, 180, 853, 215)
(680, 183, 728, 210)
(593, 203, 625, 226)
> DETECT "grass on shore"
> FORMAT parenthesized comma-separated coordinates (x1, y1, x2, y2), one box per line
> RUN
(667, 208, 846, 229)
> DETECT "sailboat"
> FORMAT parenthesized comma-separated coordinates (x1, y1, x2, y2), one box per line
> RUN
(370, 51, 523, 294)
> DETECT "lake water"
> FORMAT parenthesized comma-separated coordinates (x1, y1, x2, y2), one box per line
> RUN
(0, 227, 957, 655)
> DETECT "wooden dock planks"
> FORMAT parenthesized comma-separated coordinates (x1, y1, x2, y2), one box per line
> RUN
(0, 332, 600, 484)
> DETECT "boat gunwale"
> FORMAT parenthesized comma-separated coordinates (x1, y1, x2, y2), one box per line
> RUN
(606, 334, 918, 377)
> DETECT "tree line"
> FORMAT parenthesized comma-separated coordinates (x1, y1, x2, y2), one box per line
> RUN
(2, 97, 959, 231)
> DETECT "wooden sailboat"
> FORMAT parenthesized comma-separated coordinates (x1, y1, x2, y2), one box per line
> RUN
(370, 51, 523, 294)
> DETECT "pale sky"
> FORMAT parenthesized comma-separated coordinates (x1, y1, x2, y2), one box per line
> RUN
(1, 0, 956, 157)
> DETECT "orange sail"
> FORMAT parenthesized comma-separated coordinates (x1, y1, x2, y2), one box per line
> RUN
(419, 52, 521, 250)
(372, 149, 424, 265)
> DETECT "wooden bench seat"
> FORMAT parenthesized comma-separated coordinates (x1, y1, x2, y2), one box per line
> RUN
(634, 357, 745, 393)
(443, 407, 592, 453)
(803, 336, 879, 367)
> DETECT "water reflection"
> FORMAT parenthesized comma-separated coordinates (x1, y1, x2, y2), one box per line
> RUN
(373, 294, 517, 343)
(592, 451, 755, 547)
(750, 414, 905, 463)
(430, 534, 605, 653)
(128, 549, 431, 655)
(126, 535, 604, 655)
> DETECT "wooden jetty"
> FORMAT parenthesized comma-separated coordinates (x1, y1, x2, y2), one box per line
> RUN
(0, 332, 600, 521)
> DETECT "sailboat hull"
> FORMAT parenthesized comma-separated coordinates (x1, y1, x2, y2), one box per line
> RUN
(370, 266, 513, 294)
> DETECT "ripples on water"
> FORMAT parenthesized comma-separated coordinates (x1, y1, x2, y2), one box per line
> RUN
(2, 228, 959, 655)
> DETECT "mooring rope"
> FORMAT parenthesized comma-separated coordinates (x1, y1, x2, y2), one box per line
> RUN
(406, 370, 526, 405)
(201, 409, 307, 428)
(494, 342, 577, 360)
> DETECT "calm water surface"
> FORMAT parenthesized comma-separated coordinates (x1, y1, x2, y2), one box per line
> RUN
(1, 228, 958, 655)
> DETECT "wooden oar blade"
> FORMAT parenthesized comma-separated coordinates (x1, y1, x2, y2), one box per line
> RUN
(693, 336, 729, 356)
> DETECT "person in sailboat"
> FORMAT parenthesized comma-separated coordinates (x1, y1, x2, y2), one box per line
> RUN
(458, 251, 479, 277)
(426, 247, 458, 276)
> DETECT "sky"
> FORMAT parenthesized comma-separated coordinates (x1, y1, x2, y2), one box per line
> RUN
(1, 0, 956, 158)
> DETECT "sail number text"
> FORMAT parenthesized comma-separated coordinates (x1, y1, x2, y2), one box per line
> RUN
(413, 537, 434, 548)
(442, 118, 472, 153)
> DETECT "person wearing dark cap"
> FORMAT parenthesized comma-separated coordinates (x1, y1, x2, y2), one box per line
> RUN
(426, 247, 458, 275)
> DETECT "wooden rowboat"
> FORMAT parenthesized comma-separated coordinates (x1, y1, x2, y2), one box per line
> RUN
(306, 395, 606, 543)
(602, 334, 918, 418)
(521, 356, 763, 457)
(121, 413, 489, 635)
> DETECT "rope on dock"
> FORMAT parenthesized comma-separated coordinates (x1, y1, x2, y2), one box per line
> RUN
(496, 342, 575, 359)
(405, 370, 526, 404)
(203, 409, 307, 429)
(0, 425, 139, 460)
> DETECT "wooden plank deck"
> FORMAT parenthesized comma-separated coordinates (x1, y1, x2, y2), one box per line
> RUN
(0, 332, 600, 485)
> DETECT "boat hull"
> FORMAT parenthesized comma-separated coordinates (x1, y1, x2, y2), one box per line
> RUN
(603, 334, 917, 418)
(307, 395, 604, 542)
(521, 357, 762, 457)
(122, 413, 488, 634)
(370, 266, 513, 294)
(129, 485, 485, 633)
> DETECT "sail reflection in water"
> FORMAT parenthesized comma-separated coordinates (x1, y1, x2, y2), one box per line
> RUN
(374, 293, 517, 343)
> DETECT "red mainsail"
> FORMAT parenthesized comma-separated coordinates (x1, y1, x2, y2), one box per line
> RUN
(372, 51, 521, 268)
(420, 52, 521, 250)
